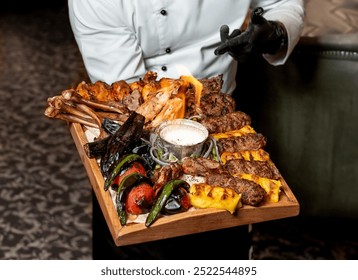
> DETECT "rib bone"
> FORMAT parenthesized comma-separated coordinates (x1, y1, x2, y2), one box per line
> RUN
(61, 89, 129, 115)
(44, 107, 98, 128)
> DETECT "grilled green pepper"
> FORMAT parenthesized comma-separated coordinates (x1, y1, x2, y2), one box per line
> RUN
(145, 180, 189, 227)
(116, 172, 152, 226)
(104, 153, 144, 191)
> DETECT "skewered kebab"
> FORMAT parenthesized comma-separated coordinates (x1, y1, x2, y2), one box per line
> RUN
(225, 158, 281, 180)
(200, 111, 251, 134)
(181, 157, 266, 206)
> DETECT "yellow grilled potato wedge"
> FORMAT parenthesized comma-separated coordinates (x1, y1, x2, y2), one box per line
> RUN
(189, 183, 242, 214)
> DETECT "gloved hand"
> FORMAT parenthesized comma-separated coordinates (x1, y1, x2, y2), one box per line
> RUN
(214, 7, 287, 61)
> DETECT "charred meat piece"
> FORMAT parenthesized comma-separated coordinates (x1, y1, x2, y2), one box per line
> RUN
(151, 163, 183, 193)
(200, 111, 251, 134)
(181, 157, 266, 206)
(200, 74, 224, 96)
(76, 80, 114, 102)
(135, 84, 178, 123)
(111, 80, 131, 101)
(225, 159, 281, 180)
(183, 87, 196, 118)
(233, 177, 267, 206)
(181, 157, 222, 177)
(184, 75, 225, 118)
(218, 133, 267, 153)
(206, 172, 266, 206)
(122, 89, 142, 111)
(199, 93, 236, 118)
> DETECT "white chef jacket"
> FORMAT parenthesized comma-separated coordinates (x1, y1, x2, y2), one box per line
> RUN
(68, 0, 304, 94)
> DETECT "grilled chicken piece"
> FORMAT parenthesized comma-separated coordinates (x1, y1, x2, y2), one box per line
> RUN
(200, 111, 251, 134)
(148, 97, 184, 129)
(75, 80, 132, 103)
(136, 83, 180, 123)
(76, 80, 114, 102)
(112, 80, 131, 101)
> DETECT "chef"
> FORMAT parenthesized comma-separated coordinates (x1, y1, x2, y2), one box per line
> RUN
(68, 0, 304, 95)
(67, 0, 304, 259)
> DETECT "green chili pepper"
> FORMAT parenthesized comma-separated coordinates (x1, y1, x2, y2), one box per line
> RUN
(104, 153, 144, 191)
(116, 172, 152, 226)
(145, 180, 189, 227)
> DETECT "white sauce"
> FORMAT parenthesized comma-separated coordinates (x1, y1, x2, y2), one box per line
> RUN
(160, 124, 207, 146)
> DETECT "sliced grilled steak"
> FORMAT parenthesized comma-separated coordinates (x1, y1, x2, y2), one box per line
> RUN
(200, 111, 251, 134)
(206, 172, 266, 206)
(218, 133, 266, 153)
(225, 159, 280, 180)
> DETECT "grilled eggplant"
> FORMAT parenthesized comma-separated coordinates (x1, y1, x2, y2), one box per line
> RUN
(100, 112, 145, 178)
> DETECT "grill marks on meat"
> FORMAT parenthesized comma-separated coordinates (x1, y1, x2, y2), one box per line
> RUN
(151, 163, 183, 193)
(218, 133, 267, 153)
(185, 75, 233, 118)
(206, 173, 266, 206)
(181, 157, 222, 177)
(199, 93, 236, 118)
(200, 75, 224, 96)
(182, 157, 266, 206)
(225, 159, 280, 180)
(200, 111, 251, 134)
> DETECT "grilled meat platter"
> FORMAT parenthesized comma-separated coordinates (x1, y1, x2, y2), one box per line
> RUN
(45, 71, 284, 227)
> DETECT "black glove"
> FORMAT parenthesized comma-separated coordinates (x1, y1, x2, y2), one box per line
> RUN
(214, 7, 287, 61)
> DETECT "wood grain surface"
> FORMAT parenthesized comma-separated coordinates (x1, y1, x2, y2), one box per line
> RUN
(70, 123, 299, 246)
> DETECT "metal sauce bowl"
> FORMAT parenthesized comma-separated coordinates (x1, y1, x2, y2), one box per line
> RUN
(157, 119, 209, 160)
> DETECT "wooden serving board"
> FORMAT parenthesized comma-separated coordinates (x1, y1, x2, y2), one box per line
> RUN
(70, 122, 299, 246)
